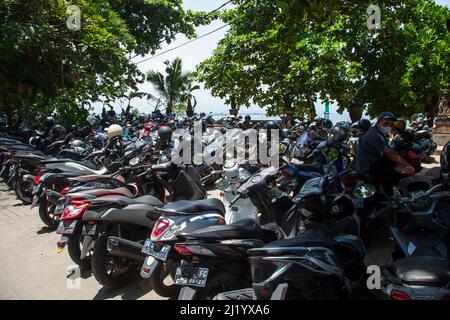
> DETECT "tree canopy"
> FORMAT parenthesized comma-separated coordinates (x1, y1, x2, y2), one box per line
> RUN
(0, 0, 209, 124)
(197, 0, 449, 120)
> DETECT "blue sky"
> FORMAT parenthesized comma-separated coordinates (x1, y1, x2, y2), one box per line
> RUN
(96, 0, 450, 122)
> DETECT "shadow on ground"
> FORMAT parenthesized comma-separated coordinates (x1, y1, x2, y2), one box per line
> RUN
(93, 278, 156, 300)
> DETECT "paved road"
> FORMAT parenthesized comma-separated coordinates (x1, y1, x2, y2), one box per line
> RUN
(0, 183, 168, 300)
(0, 157, 440, 300)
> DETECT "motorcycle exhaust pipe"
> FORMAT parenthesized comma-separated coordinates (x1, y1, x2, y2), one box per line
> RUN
(107, 236, 146, 262)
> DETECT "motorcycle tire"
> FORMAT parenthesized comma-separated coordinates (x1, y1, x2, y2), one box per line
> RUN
(67, 225, 91, 270)
(149, 262, 180, 298)
(38, 198, 58, 228)
(13, 178, 32, 205)
(91, 234, 137, 289)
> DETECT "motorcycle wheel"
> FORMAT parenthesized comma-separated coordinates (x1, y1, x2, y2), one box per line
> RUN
(91, 234, 137, 289)
(67, 226, 91, 269)
(13, 178, 32, 204)
(38, 198, 58, 228)
(150, 262, 180, 298)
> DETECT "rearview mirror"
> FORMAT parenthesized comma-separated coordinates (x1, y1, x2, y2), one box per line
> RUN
(353, 183, 376, 199)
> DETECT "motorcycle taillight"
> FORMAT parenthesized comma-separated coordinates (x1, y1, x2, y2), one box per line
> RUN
(390, 289, 413, 300)
(62, 203, 89, 219)
(33, 175, 41, 184)
(151, 217, 170, 239)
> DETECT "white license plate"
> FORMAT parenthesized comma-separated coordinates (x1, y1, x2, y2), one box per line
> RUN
(174, 267, 209, 287)
(141, 239, 170, 262)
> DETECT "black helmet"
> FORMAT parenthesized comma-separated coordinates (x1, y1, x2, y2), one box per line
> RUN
(158, 125, 173, 143)
(441, 141, 449, 180)
(265, 120, 280, 131)
(328, 125, 349, 142)
(51, 125, 66, 139)
(358, 119, 371, 132)
(322, 119, 333, 130)
(70, 125, 79, 133)
(244, 115, 251, 122)
(44, 116, 55, 128)
(281, 128, 290, 139)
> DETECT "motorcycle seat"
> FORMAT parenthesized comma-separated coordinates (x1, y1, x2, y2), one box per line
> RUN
(157, 198, 225, 216)
(178, 219, 277, 242)
(42, 158, 98, 170)
(389, 257, 450, 286)
(67, 187, 135, 199)
(84, 195, 163, 207)
(69, 174, 126, 184)
(260, 228, 335, 250)
(83, 203, 158, 226)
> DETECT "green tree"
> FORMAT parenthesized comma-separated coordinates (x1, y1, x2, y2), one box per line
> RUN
(0, 0, 209, 124)
(146, 57, 198, 115)
(198, 0, 449, 120)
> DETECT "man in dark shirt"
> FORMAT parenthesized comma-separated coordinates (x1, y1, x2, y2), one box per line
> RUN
(356, 112, 414, 195)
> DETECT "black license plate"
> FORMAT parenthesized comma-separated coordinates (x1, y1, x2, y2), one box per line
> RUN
(174, 266, 209, 287)
(141, 239, 170, 262)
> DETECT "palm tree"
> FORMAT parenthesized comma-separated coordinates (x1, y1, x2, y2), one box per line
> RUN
(146, 57, 197, 115)
(182, 81, 200, 117)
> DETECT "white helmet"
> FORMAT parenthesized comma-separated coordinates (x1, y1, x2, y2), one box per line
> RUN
(107, 124, 123, 139)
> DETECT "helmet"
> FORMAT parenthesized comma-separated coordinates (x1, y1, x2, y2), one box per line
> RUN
(158, 126, 173, 143)
(393, 119, 407, 133)
(70, 139, 84, 148)
(244, 115, 251, 122)
(322, 119, 333, 130)
(358, 119, 371, 132)
(70, 125, 79, 133)
(87, 114, 96, 126)
(328, 125, 348, 142)
(51, 125, 66, 139)
(44, 116, 55, 128)
(308, 121, 318, 131)
(441, 141, 449, 180)
(265, 120, 280, 131)
(281, 128, 290, 139)
(107, 124, 123, 139)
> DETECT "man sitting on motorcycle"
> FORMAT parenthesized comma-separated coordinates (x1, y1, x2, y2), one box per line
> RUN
(356, 112, 415, 195)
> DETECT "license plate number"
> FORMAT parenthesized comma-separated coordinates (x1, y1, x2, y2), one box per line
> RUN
(141, 239, 170, 262)
(174, 267, 209, 287)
